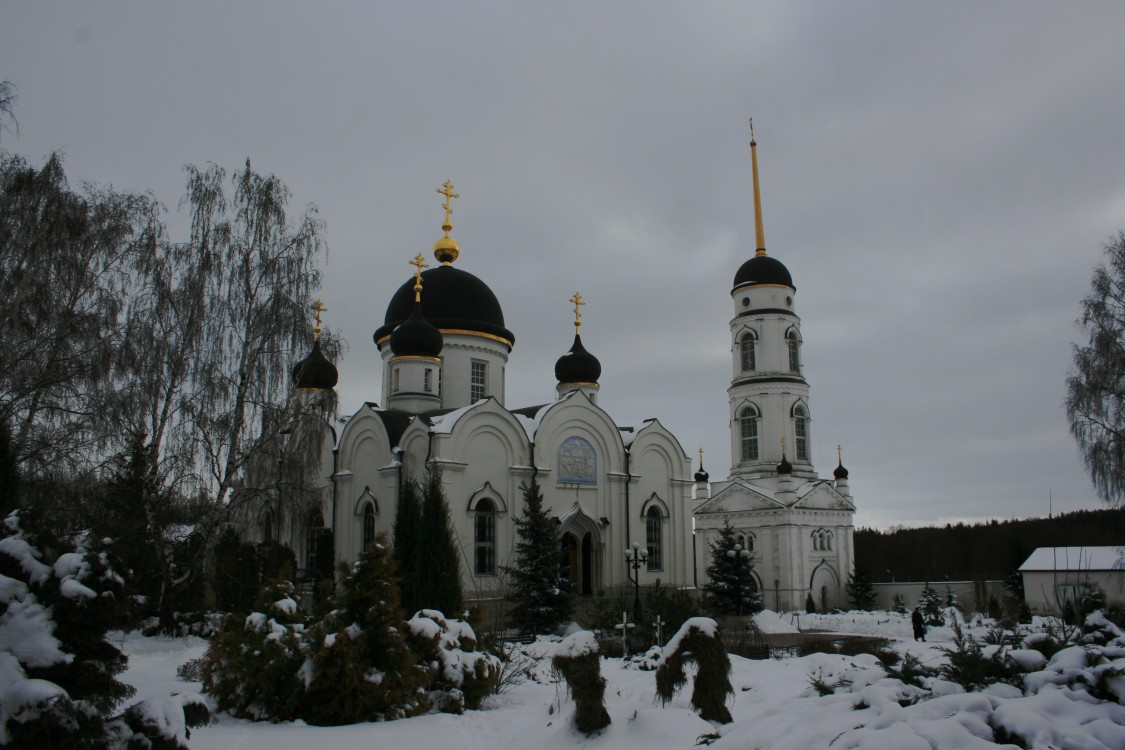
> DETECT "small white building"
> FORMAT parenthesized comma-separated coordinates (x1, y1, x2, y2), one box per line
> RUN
(1019, 546, 1125, 614)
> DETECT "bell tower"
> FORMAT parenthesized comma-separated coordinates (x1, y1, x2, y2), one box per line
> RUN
(727, 121, 816, 479)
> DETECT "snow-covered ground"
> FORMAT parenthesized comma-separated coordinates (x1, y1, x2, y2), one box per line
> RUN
(120, 610, 1125, 750)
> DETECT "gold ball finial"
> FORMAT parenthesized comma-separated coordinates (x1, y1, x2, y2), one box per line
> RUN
(434, 180, 461, 264)
(312, 299, 327, 341)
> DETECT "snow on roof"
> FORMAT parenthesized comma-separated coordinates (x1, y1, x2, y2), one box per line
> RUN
(427, 401, 483, 434)
(1018, 546, 1125, 572)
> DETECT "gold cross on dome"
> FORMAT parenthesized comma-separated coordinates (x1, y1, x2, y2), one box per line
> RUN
(312, 299, 327, 341)
(570, 292, 585, 333)
(837, 444, 843, 463)
(780, 437, 786, 455)
(437, 180, 459, 231)
(410, 253, 429, 301)
(749, 117, 755, 143)
(698, 447, 704, 466)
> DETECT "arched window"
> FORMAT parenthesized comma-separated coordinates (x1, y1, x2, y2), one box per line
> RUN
(362, 503, 376, 550)
(740, 406, 760, 461)
(261, 509, 273, 544)
(475, 499, 496, 575)
(739, 331, 756, 372)
(745, 533, 755, 553)
(305, 509, 324, 580)
(825, 531, 833, 551)
(793, 404, 809, 461)
(787, 329, 801, 373)
(646, 506, 663, 571)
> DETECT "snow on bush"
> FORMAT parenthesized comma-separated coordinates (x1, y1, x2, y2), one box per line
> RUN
(551, 629, 611, 735)
(0, 510, 206, 748)
(655, 617, 733, 723)
(406, 609, 500, 713)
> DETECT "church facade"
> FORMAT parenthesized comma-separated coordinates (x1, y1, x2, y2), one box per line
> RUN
(246, 139, 855, 612)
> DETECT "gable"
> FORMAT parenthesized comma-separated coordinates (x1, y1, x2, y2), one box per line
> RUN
(793, 480, 856, 512)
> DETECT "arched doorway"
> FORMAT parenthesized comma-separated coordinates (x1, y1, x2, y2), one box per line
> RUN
(559, 532, 594, 595)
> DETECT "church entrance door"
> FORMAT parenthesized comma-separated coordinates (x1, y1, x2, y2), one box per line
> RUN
(559, 531, 594, 595)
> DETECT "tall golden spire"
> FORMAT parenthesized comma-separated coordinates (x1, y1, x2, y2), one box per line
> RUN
(312, 299, 327, 341)
(434, 180, 461, 265)
(409, 253, 429, 302)
(570, 292, 585, 334)
(750, 118, 767, 257)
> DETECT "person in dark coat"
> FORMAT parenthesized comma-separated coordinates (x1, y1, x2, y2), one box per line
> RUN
(911, 607, 926, 641)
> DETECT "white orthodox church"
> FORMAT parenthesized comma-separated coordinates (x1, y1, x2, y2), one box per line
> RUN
(247, 135, 855, 613)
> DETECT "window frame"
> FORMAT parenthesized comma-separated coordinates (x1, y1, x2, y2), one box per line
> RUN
(474, 499, 496, 576)
(470, 359, 488, 402)
(645, 506, 663, 571)
(740, 405, 760, 462)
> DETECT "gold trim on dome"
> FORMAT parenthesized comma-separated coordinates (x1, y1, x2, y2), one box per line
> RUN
(389, 355, 443, 363)
(377, 328, 513, 347)
(560, 382, 600, 389)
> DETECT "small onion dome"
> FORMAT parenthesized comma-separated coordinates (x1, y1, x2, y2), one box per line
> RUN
(390, 301, 443, 357)
(554, 333, 601, 385)
(833, 461, 849, 480)
(694, 465, 710, 483)
(777, 453, 793, 475)
(292, 339, 338, 390)
(732, 254, 793, 293)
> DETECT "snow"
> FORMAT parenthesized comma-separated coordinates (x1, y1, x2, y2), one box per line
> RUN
(553, 630, 599, 659)
(111, 611, 1125, 750)
(0, 536, 52, 586)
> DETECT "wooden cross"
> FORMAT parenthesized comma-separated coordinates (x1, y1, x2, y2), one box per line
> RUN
(409, 253, 429, 302)
(312, 299, 327, 341)
(436, 180, 459, 230)
(614, 611, 635, 657)
(570, 292, 585, 333)
(653, 615, 665, 646)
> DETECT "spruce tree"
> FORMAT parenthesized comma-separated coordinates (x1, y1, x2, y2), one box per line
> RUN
(918, 582, 944, 625)
(846, 566, 877, 611)
(393, 476, 422, 613)
(505, 480, 574, 634)
(415, 466, 463, 616)
(302, 535, 427, 724)
(702, 519, 761, 616)
(0, 419, 18, 516)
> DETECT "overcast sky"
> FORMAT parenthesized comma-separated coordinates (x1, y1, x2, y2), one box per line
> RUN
(4, 2, 1124, 529)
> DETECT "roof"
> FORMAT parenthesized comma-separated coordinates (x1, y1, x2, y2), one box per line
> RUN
(1018, 546, 1125, 572)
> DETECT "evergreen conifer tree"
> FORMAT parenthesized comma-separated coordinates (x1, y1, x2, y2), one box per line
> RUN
(0, 419, 18, 516)
(846, 566, 877, 611)
(302, 534, 427, 724)
(393, 476, 422, 613)
(414, 466, 462, 616)
(702, 519, 761, 616)
(919, 582, 944, 625)
(505, 480, 574, 634)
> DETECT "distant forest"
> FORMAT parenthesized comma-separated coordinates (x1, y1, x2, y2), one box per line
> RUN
(855, 508, 1125, 583)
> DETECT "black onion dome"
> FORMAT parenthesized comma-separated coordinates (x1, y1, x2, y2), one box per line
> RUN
(777, 453, 793, 475)
(554, 333, 601, 384)
(833, 461, 849, 480)
(694, 465, 710, 483)
(375, 265, 515, 349)
(390, 301, 443, 357)
(732, 254, 793, 292)
(292, 340, 338, 390)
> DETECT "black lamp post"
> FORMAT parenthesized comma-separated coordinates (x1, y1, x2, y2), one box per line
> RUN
(624, 541, 648, 621)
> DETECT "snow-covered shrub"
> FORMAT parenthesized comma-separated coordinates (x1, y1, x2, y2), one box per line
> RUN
(937, 618, 1022, 691)
(918, 583, 943, 625)
(118, 693, 210, 749)
(551, 630, 610, 735)
(655, 617, 733, 723)
(406, 609, 499, 713)
(300, 536, 427, 725)
(881, 651, 935, 688)
(0, 510, 202, 748)
(202, 580, 306, 721)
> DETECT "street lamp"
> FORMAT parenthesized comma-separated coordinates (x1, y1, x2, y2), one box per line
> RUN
(624, 541, 648, 622)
